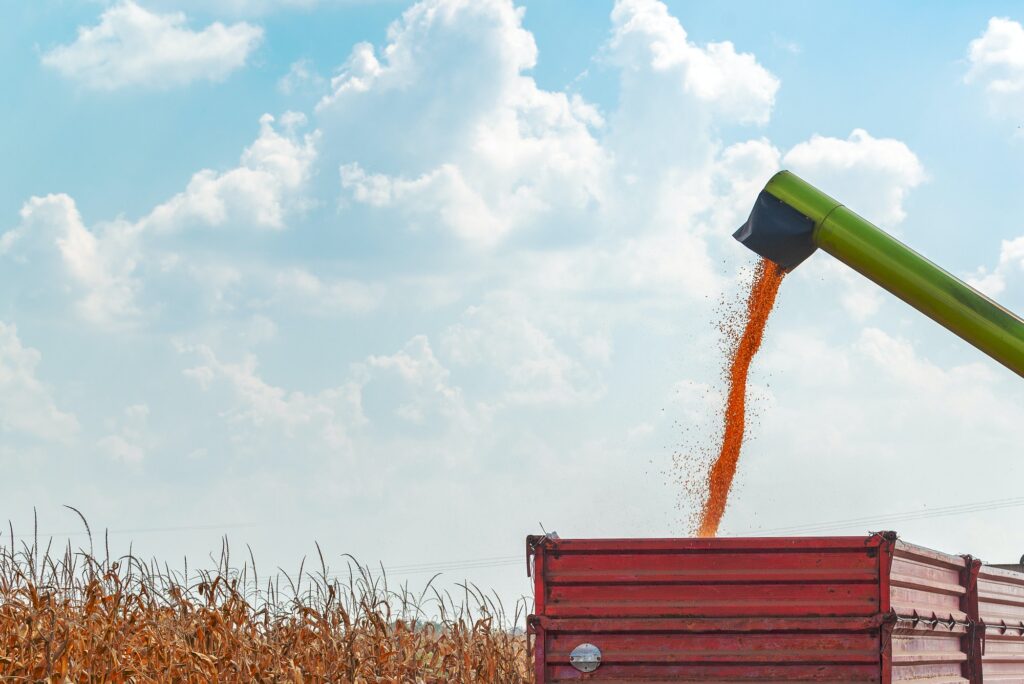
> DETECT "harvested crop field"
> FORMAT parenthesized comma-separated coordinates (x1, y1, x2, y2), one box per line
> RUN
(0, 522, 531, 683)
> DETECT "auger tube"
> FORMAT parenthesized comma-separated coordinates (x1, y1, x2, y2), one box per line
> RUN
(734, 170, 1024, 378)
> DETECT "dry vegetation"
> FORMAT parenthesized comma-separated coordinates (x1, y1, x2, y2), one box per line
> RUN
(0, 512, 532, 682)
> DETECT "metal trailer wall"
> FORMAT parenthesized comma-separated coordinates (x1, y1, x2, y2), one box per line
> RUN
(526, 533, 1019, 683)
(886, 540, 976, 682)
(976, 565, 1024, 680)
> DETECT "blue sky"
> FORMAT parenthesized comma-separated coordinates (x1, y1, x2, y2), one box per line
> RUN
(2, 0, 1023, 603)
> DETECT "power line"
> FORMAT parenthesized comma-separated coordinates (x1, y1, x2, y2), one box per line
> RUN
(13, 495, 1022, 576)
(374, 556, 522, 573)
(9, 521, 269, 540)
(317, 558, 523, 583)
(742, 496, 1024, 536)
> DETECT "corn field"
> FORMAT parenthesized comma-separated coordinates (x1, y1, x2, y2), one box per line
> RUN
(0, 512, 532, 682)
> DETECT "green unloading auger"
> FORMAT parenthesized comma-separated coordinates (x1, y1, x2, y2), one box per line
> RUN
(734, 170, 1024, 378)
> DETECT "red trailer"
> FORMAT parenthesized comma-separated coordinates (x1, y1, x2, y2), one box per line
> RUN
(526, 533, 1024, 683)
(977, 563, 1024, 680)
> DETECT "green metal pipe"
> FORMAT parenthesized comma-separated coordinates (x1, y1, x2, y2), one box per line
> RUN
(734, 170, 1024, 378)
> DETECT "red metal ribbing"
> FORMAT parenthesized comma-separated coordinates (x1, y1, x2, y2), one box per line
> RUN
(889, 541, 968, 622)
(532, 621, 545, 684)
(533, 615, 885, 633)
(546, 536, 884, 553)
(531, 535, 888, 682)
(961, 556, 983, 683)
(530, 535, 547, 616)
(878, 532, 897, 615)
(543, 582, 880, 619)
(879, 533, 896, 684)
(976, 564, 1024, 680)
(528, 535, 548, 684)
(887, 539, 972, 684)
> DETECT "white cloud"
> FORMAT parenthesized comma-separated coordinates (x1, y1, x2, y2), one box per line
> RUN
(4, 194, 141, 325)
(98, 404, 152, 464)
(277, 59, 326, 95)
(839, 277, 885, 321)
(519, 137, 780, 302)
(98, 435, 146, 463)
(339, 163, 501, 243)
(732, 324, 1024, 545)
(166, 0, 324, 12)
(771, 33, 801, 56)
(320, 0, 607, 247)
(42, 1, 263, 91)
(803, 258, 885, 322)
(182, 343, 365, 451)
(318, 0, 782, 301)
(147, 0, 389, 15)
(363, 335, 475, 427)
(272, 268, 383, 314)
(442, 304, 606, 406)
(604, 0, 778, 183)
(968, 236, 1024, 299)
(180, 334, 482, 462)
(779, 129, 925, 324)
(1, 114, 328, 327)
(784, 129, 926, 227)
(707, 138, 783, 234)
(143, 113, 318, 232)
(5, 0, 996, 603)
(0, 322, 79, 442)
(965, 17, 1024, 113)
(608, 0, 779, 126)
(855, 327, 1021, 431)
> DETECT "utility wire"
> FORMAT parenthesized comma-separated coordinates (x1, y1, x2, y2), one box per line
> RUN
(9, 521, 269, 540)
(12, 494, 1022, 576)
(742, 496, 1024, 536)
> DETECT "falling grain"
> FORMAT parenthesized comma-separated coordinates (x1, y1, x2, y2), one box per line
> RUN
(698, 258, 785, 538)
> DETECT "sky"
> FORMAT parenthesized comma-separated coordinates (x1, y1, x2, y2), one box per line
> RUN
(2, 0, 1024, 607)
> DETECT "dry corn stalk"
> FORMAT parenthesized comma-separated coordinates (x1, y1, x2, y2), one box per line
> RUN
(0, 521, 532, 683)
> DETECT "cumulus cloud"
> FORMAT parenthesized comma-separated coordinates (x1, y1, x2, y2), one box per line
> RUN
(340, 163, 511, 245)
(147, 0, 353, 15)
(277, 59, 326, 95)
(321, 0, 607, 246)
(0, 113, 323, 327)
(965, 17, 1024, 113)
(608, 0, 779, 125)
(966, 235, 1024, 309)
(319, 0, 785, 305)
(5, 0, 986, 598)
(0, 323, 79, 442)
(777, 129, 925, 322)
(271, 268, 383, 314)
(41, 1, 263, 91)
(180, 334, 483, 463)
(605, 0, 778, 179)
(851, 327, 1023, 439)
(968, 236, 1024, 299)
(442, 304, 607, 406)
(527, 137, 780, 302)
(784, 129, 926, 227)
(3, 195, 141, 325)
(143, 113, 318, 232)
(733, 324, 1024, 543)
(98, 404, 152, 464)
(363, 335, 476, 428)
(182, 343, 365, 452)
